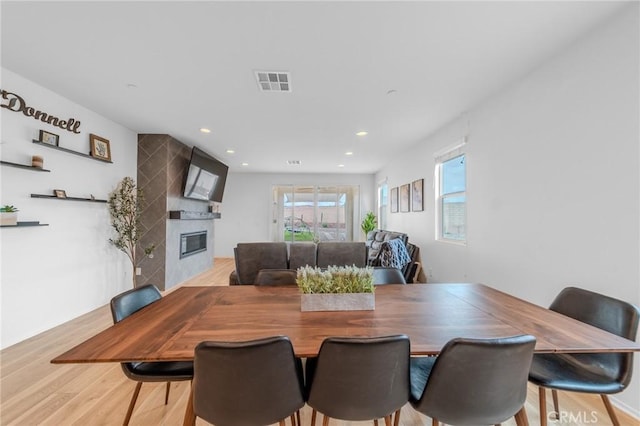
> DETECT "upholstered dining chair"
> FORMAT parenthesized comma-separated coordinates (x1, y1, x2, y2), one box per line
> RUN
(528, 287, 640, 426)
(372, 267, 407, 285)
(110, 284, 193, 426)
(305, 335, 410, 426)
(183, 335, 305, 426)
(255, 268, 298, 285)
(410, 335, 536, 426)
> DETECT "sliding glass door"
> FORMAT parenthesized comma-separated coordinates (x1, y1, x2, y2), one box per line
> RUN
(272, 185, 359, 242)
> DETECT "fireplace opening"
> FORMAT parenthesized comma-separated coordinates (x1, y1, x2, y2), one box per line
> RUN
(180, 231, 207, 258)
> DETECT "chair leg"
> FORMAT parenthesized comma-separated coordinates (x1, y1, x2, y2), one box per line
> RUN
(165, 382, 171, 405)
(182, 385, 196, 426)
(384, 415, 392, 426)
(374, 419, 379, 426)
(514, 406, 529, 426)
(600, 394, 621, 426)
(393, 408, 401, 426)
(551, 389, 560, 419)
(123, 382, 143, 426)
(322, 414, 330, 426)
(311, 408, 317, 426)
(431, 418, 439, 426)
(538, 386, 547, 426)
(280, 420, 286, 426)
(296, 409, 301, 426)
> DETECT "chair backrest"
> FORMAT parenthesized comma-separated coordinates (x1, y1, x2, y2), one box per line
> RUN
(255, 269, 298, 286)
(306, 335, 410, 421)
(110, 284, 162, 323)
(316, 242, 368, 268)
(413, 335, 536, 425)
(193, 336, 305, 426)
(549, 287, 640, 385)
(372, 267, 406, 285)
(234, 242, 289, 284)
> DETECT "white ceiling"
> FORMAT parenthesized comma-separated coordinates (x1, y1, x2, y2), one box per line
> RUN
(1, 1, 628, 174)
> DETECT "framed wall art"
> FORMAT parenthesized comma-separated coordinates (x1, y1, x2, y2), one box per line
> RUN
(390, 187, 399, 213)
(412, 178, 424, 212)
(39, 130, 59, 146)
(90, 134, 112, 161)
(400, 183, 410, 212)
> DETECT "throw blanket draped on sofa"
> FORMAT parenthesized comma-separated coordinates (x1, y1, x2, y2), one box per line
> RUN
(379, 238, 411, 269)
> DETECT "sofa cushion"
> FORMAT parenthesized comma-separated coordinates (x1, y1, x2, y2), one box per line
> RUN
(234, 242, 289, 284)
(316, 242, 368, 268)
(289, 243, 317, 271)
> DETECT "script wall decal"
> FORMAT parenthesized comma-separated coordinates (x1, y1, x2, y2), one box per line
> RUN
(1, 89, 81, 134)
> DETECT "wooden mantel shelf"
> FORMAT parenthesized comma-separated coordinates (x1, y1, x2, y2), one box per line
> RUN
(169, 210, 221, 220)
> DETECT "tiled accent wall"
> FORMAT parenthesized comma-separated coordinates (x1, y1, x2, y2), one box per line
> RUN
(137, 134, 214, 290)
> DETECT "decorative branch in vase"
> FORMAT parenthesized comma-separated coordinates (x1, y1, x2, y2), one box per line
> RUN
(107, 177, 155, 287)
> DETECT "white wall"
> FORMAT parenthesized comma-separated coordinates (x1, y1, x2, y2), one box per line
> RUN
(214, 172, 376, 257)
(376, 6, 640, 415)
(0, 69, 137, 349)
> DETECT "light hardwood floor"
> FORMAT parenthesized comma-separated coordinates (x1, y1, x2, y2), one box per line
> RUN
(1, 257, 637, 425)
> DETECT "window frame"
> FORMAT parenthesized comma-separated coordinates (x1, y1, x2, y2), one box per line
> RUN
(435, 142, 467, 245)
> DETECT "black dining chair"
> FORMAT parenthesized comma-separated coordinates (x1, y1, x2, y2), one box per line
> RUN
(410, 335, 536, 426)
(528, 287, 640, 426)
(183, 335, 305, 426)
(306, 335, 410, 426)
(110, 284, 193, 426)
(372, 267, 407, 285)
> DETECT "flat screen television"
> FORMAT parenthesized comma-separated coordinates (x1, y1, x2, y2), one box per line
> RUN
(182, 146, 229, 203)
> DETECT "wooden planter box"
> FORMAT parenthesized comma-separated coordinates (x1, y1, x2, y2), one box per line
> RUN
(301, 293, 375, 312)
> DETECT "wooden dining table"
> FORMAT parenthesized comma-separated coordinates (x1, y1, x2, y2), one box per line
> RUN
(51, 283, 640, 364)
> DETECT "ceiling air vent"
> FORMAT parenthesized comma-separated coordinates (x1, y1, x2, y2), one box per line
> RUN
(287, 160, 301, 165)
(255, 71, 291, 92)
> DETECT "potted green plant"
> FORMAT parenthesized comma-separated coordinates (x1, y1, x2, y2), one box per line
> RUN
(107, 177, 155, 287)
(297, 265, 375, 311)
(361, 211, 377, 237)
(0, 205, 19, 226)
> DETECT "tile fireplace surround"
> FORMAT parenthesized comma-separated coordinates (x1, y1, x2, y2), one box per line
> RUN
(137, 134, 214, 290)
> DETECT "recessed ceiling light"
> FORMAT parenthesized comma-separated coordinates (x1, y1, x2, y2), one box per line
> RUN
(241, 162, 249, 166)
(200, 128, 211, 134)
(356, 131, 368, 136)
(345, 151, 353, 156)
(338, 164, 345, 168)
(226, 149, 235, 154)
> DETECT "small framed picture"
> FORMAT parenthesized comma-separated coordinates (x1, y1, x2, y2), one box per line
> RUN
(400, 184, 410, 212)
(39, 130, 59, 146)
(390, 187, 399, 213)
(90, 134, 112, 161)
(412, 178, 424, 212)
(54, 189, 67, 198)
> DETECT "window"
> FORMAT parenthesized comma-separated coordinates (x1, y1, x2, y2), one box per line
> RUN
(272, 185, 359, 242)
(436, 146, 466, 242)
(377, 180, 388, 230)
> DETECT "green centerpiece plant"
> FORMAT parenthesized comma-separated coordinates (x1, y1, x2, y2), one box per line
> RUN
(297, 265, 375, 311)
